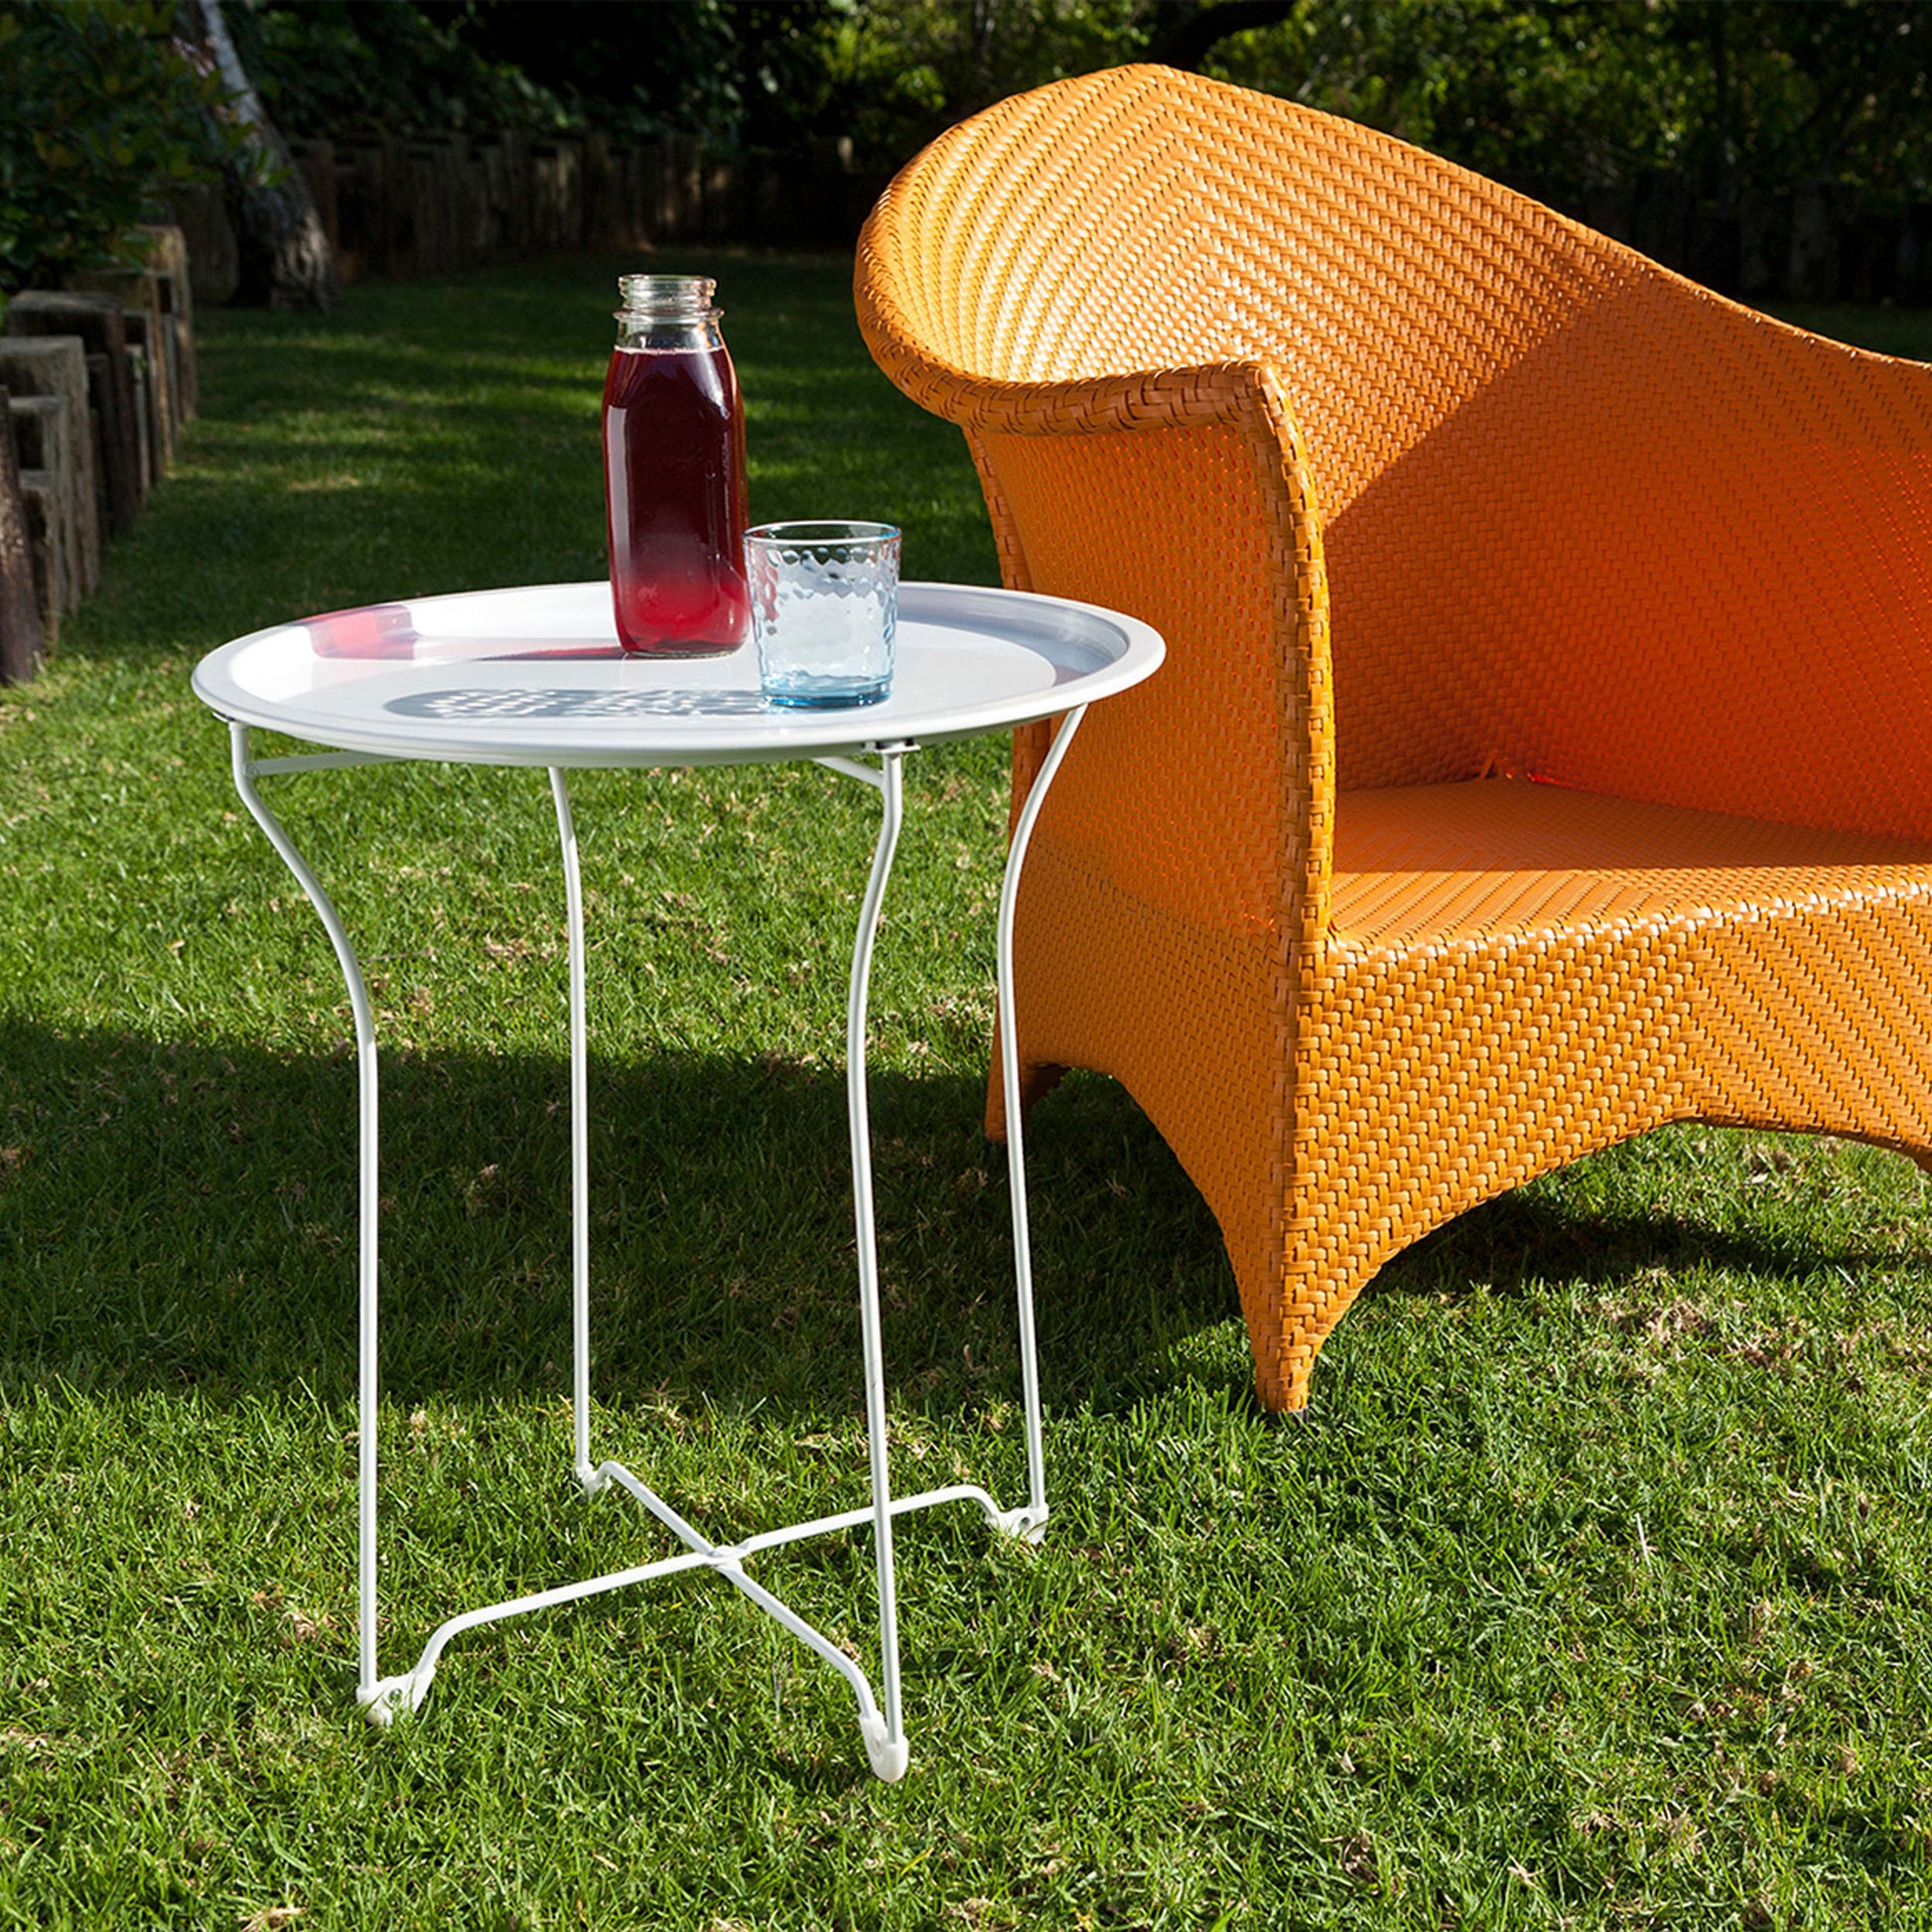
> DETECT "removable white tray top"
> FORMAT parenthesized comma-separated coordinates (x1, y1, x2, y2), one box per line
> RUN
(194, 579, 1165, 767)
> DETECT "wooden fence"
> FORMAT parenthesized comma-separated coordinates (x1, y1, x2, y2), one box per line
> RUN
(171, 130, 895, 303)
(1560, 171, 1932, 307)
(169, 131, 1932, 311)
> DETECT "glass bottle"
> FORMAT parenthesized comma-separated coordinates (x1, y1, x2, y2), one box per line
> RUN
(602, 274, 750, 656)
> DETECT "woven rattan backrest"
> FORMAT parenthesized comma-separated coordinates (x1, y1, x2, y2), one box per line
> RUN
(863, 67, 1615, 523)
(860, 64, 1932, 839)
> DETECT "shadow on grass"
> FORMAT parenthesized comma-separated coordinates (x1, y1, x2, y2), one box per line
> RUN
(0, 1016, 1230, 1418)
(5, 1015, 1917, 1422)
(1372, 1176, 1850, 1301)
(1391, 1181, 1777, 1290)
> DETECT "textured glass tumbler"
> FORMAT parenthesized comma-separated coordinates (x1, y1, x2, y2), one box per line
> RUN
(748, 521, 900, 708)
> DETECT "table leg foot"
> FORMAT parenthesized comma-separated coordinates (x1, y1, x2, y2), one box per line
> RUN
(861, 1713, 910, 1783)
(990, 1502, 1050, 1545)
(358, 1668, 431, 1727)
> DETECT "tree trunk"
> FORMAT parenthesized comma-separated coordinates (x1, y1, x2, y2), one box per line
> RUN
(182, 0, 341, 313)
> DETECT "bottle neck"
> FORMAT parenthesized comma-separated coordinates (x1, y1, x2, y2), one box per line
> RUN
(615, 274, 722, 351)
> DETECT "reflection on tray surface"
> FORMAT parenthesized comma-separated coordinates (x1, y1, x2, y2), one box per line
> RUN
(310, 608, 627, 666)
(310, 604, 419, 659)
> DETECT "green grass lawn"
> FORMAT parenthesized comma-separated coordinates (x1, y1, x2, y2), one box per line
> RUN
(5, 259, 1932, 1929)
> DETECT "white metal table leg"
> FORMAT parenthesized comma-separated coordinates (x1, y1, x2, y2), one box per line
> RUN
(994, 703, 1088, 1541)
(547, 769, 604, 1498)
(226, 733, 1071, 1778)
(226, 724, 391, 1720)
(839, 746, 910, 1780)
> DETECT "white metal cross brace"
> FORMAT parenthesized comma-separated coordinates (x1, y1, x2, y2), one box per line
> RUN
(225, 706, 1086, 1780)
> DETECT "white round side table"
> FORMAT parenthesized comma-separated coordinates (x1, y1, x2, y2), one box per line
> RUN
(194, 578, 1163, 1780)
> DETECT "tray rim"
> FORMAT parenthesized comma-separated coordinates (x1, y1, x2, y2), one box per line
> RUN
(191, 579, 1166, 767)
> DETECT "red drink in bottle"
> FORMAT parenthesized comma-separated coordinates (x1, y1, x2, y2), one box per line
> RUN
(602, 277, 749, 656)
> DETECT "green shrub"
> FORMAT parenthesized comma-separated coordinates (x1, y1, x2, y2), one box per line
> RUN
(246, 0, 572, 142)
(0, 0, 231, 295)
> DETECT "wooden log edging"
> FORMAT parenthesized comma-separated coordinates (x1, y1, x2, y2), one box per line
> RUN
(69, 264, 176, 475)
(8, 393, 84, 609)
(0, 226, 200, 680)
(0, 385, 46, 685)
(140, 223, 199, 423)
(5, 293, 142, 538)
(0, 337, 98, 608)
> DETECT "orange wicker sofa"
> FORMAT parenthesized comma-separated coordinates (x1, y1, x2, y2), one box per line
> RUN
(855, 64, 1932, 1413)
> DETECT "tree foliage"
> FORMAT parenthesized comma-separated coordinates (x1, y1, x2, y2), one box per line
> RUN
(1191, 0, 1932, 208)
(231, 0, 1932, 212)
(0, 0, 233, 294)
(248, 0, 857, 150)
(239, 0, 574, 142)
(823, 0, 1148, 159)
